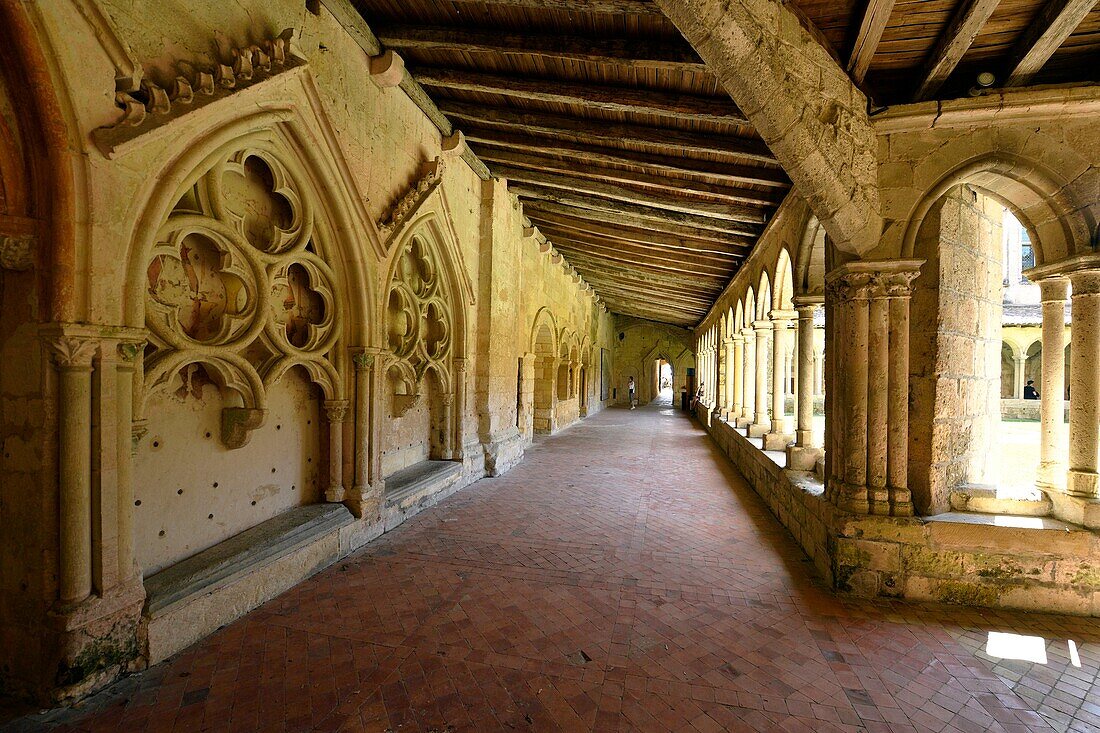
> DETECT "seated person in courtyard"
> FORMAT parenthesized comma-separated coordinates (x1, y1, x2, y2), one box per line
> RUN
(1024, 380, 1039, 400)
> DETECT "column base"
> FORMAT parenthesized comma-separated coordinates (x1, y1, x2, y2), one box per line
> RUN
(346, 482, 384, 521)
(1035, 460, 1067, 493)
(1049, 490, 1100, 529)
(482, 429, 526, 477)
(325, 484, 346, 503)
(747, 422, 770, 438)
(1067, 469, 1099, 499)
(735, 416, 753, 429)
(762, 432, 794, 450)
(786, 445, 823, 471)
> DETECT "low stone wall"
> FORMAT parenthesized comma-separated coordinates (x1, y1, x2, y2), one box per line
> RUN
(1000, 398, 1070, 421)
(699, 415, 1100, 616)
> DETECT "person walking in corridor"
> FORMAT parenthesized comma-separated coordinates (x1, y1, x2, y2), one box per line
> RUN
(628, 376, 636, 409)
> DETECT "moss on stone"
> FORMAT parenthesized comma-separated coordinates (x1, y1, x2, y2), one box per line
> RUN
(935, 581, 1000, 607)
(55, 634, 138, 688)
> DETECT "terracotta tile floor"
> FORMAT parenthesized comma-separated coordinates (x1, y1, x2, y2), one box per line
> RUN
(6, 402, 1100, 733)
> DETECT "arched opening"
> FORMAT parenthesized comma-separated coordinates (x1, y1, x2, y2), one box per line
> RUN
(532, 322, 556, 434)
(656, 358, 673, 404)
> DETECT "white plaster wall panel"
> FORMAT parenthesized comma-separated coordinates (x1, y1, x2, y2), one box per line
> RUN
(134, 368, 321, 575)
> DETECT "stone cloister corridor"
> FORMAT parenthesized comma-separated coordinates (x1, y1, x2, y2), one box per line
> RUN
(7, 403, 1099, 733)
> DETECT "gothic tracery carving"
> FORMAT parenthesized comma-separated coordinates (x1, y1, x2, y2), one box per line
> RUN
(142, 141, 343, 448)
(377, 159, 444, 244)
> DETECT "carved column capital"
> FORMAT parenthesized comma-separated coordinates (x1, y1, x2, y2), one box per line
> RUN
(323, 400, 350, 423)
(116, 340, 146, 365)
(0, 234, 35, 270)
(46, 336, 99, 370)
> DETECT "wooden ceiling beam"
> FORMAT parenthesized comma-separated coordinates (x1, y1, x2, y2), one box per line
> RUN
(464, 128, 789, 188)
(913, 0, 1002, 101)
(520, 200, 760, 245)
(495, 165, 766, 224)
(538, 226, 739, 268)
(557, 251, 728, 291)
(847, 0, 897, 84)
(547, 234, 736, 276)
(1004, 0, 1097, 87)
(576, 281, 712, 314)
(512, 186, 763, 237)
(443, 0, 662, 14)
(375, 25, 706, 73)
(475, 146, 783, 207)
(441, 102, 776, 164)
(415, 68, 745, 124)
(526, 211, 751, 255)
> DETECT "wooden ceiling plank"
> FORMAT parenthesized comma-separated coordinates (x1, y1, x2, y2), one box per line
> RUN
(465, 129, 789, 188)
(1004, 0, 1098, 86)
(521, 200, 760, 244)
(559, 252, 729, 291)
(913, 0, 1003, 101)
(415, 68, 746, 124)
(847, 0, 898, 83)
(528, 214, 751, 255)
(538, 227, 740, 270)
(475, 146, 783, 207)
(375, 25, 705, 72)
(495, 164, 767, 223)
(444, 0, 663, 14)
(549, 236, 736, 277)
(512, 186, 763, 237)
(441, 102, 777, 164)
(578, 283, 711, 314)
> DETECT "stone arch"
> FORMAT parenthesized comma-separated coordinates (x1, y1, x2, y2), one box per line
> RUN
(900, 154, 1094, 268)
(531, 314, 557, 434)
(757, 272, 772, 321)
(774, 248, 795, 311)
(794, 216, 827, 298)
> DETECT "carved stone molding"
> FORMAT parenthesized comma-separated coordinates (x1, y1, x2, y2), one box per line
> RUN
(221, 407, 266, 449)
(0, 234, 35, 270)
(93, 29, 304, 158)
(323, 400, 349, 424)
(377, 158, 444, 244)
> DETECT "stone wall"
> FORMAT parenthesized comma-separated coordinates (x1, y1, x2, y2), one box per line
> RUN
(909, 186, 1004, 514)
(611, 317, 695, 406)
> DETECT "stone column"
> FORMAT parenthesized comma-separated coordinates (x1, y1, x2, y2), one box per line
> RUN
(1036, 277, 1069, 491)
(453, 357, 469, 460)
(787, 300, 823, 469)
(749, 321, 771, 437)
(47, 336, 98, 605)
(349, 349, 384, 519)
(738, 327, 756, 428)
(115, 340, 143, 582)
(1067, 270, 1100, 499)
(440, 394, 455, 459)
(731, 334, 744, 421)
(723, 336, 736, 419)
(824, 260, 922, 516)
(1013, 355, 1026, 399)
(764, 310, 795, 449)
(324, 400, 349, 503)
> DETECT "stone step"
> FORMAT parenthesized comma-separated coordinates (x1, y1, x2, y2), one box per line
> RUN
(948, 484, 1052, 517)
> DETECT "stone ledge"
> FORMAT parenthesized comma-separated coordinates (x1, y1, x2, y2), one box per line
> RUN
(384, 460, 463, 510)
(143, 503, 355, 664)
(949, 484, 1052, 517)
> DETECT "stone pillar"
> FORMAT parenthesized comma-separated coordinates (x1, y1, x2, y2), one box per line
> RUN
(764, 311, 795, 449)
(453, 357, 469, 460)
(723, 336, 736, 419)
(440, 394, 455, 459)
(1067, 270, 1100, 499)
(324, 400, 349, 503)
(1013, 355, 1026, 399)
(738, 327, 756, 428)
(114, 340, 143, 583)
(349, 349, 384, 519)
(787, 300, 823, 469)
(1037, 278, 1069, 491)
(46, 336, 98, 605)
(731, 334, 744, 421)
(749, 321, 771, 437)
(824, 260, 921, 516)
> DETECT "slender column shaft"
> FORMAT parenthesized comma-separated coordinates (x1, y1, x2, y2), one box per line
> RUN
(1013, 356, 1026, 399)
(813, 347, 824, 397)
(1037, 278, 1069, 491)
(732, 336, 744, 419)
(846, 290, 870, 492)
(741, 328, 756, 423)
(324, 401, 348, 502)
(887, 286, 913, 510)
(795, 305, 816, 447)
(50, 338, 97, 605)
(867, 294, 889, 513)
(1067, 271, 1100, 498)
(770, 315, 791, 434)
(723, 337, 736, 416)
(353, 352, 372, 492)
(754, 322, 771, 429)
(115, 342, 141, 582)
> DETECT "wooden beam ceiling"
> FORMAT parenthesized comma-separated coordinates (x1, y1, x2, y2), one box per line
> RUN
(525, 209, 751, 255)
(463, 129, 788, 188)
(913, 0, 1004, 101)
(440, 103, 776, 164)
(1004, 0, 1098, 86)
(846, 0, 897, 84)
(495, 165, 767, 224)
(415, 68, 745, 124)
(474, 146, 782, 207)
(542, 231, 738, 275)
(443, 0, 662, 14)
(510, 185, 763, 237)
(374, 25, 706, 73)
(521, 201, 756, 248)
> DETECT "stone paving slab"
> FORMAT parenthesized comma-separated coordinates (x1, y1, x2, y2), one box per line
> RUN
(4, 401, 1099, 732)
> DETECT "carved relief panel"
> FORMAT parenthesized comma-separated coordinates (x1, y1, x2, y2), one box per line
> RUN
(142, 143, 342, 448)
